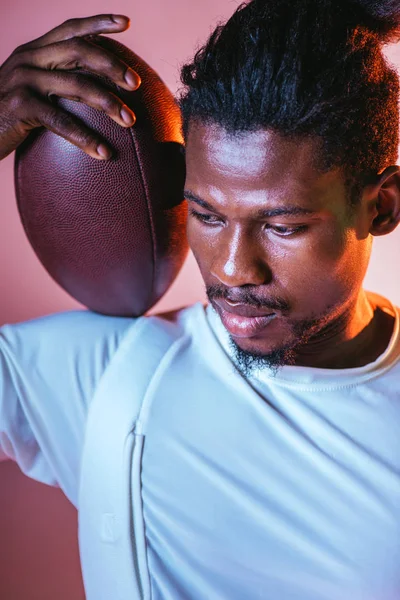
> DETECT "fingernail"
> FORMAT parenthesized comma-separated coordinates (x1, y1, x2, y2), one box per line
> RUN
(120, 106, 135, 126)
(124, 69, 141, 89)
(97, 144, 112, 159)
(112, 15, 129, 25)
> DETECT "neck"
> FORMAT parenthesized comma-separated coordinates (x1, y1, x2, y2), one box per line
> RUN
(293, 290, 395, 369)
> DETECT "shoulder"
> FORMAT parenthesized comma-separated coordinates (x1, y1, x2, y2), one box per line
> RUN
(366, 290, 398, 317)
(147, 301, 208, 339)
(0, 311, 141, 409)
(152, 301, 207, 323)
(0, 309, 138, 363)
(98, 302, 210, 362)
(0, 302, 208, 360)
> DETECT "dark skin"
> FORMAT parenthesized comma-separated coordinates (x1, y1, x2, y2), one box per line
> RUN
(0, 15, 140, 161)
(1, 16, 398, 370)
(184, 121, 400, 369)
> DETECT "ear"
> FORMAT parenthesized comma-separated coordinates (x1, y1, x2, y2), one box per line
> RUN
(369, 165, 400, 236)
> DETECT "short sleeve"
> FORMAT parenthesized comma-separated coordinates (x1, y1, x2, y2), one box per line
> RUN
(0, 309, 138, 505)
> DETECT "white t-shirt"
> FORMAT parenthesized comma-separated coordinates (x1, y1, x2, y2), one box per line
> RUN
(0, 295, 399, 599)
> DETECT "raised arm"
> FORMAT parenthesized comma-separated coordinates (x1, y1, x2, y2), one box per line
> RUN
(0, 309, 137, 506)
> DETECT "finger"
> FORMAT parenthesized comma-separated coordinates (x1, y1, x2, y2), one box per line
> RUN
(19, 37, 141, 92)
(25, 67, 136, 128)
(14, 14, 130, 52)
(23, 92, 114, 160)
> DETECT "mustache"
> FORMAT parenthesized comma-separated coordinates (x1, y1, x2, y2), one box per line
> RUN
(206, 284, 290, 313)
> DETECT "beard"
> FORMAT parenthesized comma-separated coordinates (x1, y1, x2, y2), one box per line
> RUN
(226, 315, 326, 378)
(206, 283, 334, 378)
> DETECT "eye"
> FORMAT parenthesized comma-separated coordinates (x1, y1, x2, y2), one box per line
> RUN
(266, 224, 308, 236)
(189, 209, 222, 225)
(189, 209, 308, 236)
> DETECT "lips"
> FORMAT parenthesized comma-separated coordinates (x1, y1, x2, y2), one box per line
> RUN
(215, 298, 274, 317)
(213, 298, 276, 338)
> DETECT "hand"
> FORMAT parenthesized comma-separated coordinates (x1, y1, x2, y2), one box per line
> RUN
(0, 14, 141, 161)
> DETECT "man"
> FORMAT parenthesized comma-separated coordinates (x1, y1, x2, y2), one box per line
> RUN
(1, 2, 400, 598)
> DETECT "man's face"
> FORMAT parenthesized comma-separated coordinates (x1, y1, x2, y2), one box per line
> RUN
(184, 122, 376, 373)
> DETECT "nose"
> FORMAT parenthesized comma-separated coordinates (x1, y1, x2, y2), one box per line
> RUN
(210, 225, 272, 287)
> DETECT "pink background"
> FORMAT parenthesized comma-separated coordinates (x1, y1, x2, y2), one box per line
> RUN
(0, 1, 399, 598)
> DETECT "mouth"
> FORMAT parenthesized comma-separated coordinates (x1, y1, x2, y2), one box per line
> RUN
(213, 298, 276, 338)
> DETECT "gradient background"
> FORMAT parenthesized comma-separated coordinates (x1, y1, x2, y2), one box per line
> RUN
(0, 1, 399, 598)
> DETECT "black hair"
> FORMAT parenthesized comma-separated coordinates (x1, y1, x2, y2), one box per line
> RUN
(178, 0, 400, 204)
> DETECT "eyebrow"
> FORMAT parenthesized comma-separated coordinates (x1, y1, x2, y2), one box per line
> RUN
(184, 190, 317, 219)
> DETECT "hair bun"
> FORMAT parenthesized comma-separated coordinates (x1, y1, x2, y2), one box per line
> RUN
(349, 0, 400, 42)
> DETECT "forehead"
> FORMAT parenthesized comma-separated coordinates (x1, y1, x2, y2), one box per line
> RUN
(185, 121, 346, 206)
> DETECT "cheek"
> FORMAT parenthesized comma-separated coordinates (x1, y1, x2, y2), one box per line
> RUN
(328, 230, 372, 297)
(310, 227, 370, 286)
(187, 220, 211, 272)
(277, 227, 370, 312)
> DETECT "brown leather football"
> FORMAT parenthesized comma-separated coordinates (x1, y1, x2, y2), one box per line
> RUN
(14, 36, 188, 317)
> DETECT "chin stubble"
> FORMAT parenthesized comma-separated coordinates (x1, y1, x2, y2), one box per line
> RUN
(227, 312, 332, 378)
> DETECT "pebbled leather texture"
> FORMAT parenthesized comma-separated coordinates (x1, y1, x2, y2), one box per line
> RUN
(14, 36, 188, 317)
